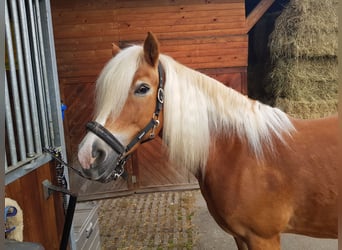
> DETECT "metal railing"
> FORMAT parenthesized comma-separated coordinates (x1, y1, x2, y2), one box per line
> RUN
(5, 0, 66, 185)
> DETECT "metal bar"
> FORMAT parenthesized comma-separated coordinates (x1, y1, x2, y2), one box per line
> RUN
(17, 0, 42, 155)
(5, 73, 18, 167)
(39, 0, 76, 245)
(5, 2, 26, 161)
(39, 0, 71, 217)
(8, 0, 35, 157)
(5, 154, 51, 185)
(27, 0, 49, 149)
(39, 0, 68, 166)
(5, 154, 8, 173)
(35, 0, 55, 145)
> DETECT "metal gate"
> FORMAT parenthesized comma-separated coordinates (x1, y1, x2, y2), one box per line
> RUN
(5, 0, 66, 185)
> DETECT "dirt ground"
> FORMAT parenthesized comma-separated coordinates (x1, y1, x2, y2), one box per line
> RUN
(97, 190, 338, 250)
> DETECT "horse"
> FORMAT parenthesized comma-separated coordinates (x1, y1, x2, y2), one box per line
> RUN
(77, 32, 338, 249)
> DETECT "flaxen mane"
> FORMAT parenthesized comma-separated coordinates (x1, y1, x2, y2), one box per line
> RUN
(95, 45, 295, 173)
(159, 55, 295, 173)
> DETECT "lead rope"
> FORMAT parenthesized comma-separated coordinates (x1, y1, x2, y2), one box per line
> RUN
(43, 147, 90, 180)
(43, 147, 95, 210)
(45, 147, 68, 210)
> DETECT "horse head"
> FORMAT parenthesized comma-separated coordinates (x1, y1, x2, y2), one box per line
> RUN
(77, 32, 164, 182)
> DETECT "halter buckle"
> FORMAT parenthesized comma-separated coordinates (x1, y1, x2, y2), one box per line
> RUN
(149, 115, 160, 139)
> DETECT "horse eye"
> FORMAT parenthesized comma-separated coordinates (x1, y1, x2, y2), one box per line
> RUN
(135, 84, 150, 95)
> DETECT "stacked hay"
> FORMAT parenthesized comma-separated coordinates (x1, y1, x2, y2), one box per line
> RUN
(267, 0, 338, 119)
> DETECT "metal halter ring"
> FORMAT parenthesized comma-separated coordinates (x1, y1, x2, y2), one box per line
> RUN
(157, 88, 164, 104)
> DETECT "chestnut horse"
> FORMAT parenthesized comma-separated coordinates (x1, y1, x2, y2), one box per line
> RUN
(78, 32, 338, 249)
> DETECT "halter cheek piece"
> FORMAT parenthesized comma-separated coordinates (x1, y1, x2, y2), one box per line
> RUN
(85, 62, 164, 182)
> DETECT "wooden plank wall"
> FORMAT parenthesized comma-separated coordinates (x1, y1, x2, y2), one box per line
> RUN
(5, 163, 65, 249)
(52, 0, 247, 159)
(52, 0, 247, 74)
(137, 137, 197, 188)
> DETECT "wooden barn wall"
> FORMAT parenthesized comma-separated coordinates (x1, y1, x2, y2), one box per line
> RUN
(51, 0, 247, 159)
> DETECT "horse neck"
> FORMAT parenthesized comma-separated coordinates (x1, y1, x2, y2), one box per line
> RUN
(160, 55, 294, 174)
(183, 66, 255, 133)
(162, 55, 253, 119)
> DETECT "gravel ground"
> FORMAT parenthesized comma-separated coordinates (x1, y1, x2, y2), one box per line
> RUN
(98, 191, 197, 249)
(97, 190, 338, 250)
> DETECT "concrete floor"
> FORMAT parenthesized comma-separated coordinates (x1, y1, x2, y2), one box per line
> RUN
(193, 191, 338, 250)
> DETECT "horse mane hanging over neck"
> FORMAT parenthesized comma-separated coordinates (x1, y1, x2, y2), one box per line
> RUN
(94, 44, 295, 174)
(159, 54, 295, 173)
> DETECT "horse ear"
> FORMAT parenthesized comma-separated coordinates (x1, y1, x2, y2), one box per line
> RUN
(143, 32, 159, 67)
(112, 43, 121, 57)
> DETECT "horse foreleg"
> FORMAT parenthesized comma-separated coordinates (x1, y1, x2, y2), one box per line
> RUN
(246, 234, 280, 250)
(234, 236, 248, 250)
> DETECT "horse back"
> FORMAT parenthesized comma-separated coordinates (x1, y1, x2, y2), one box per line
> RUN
(288, 115, 338, 168)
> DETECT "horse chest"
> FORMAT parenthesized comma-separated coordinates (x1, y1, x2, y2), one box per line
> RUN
(199, 156, 295, 236)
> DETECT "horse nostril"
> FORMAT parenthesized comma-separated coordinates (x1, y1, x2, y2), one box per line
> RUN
(91, 147, 101, 158)
(92, 141, 107, 165)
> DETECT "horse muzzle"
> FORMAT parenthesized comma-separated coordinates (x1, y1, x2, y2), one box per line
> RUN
(80, 153, 128, 183)
(80, 121, 129, 183)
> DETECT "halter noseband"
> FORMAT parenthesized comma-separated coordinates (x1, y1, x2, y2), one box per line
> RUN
(85, 62, 165, 182)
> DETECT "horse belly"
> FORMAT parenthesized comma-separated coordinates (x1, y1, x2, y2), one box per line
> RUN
(286, 206, 337, 238)
(285, 171, 338, 238)
(282, 117, 338, 238)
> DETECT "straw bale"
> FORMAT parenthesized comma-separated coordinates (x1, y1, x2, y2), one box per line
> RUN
(268, 57, 338, 101)
(269, 0, 338, 59)
(274, 98, 338, 119)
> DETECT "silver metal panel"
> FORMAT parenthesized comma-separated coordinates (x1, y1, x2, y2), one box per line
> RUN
(27, 0, 49, 149)
(37, 0, 61, 146)
(38, 0, 70, 184)
(8, 0, 35, 157)
(18, 0, 42, 156)
(5, 0, 68, 187)
(5, 154, 51, 185)
(5, 2, 26, 161)
(35, 0, 55, 145)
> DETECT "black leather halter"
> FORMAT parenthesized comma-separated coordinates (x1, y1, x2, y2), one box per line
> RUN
(85, 62, 164, 182)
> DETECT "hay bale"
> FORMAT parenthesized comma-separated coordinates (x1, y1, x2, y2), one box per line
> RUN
(268, 57, 338, 101)
(269, 0, 338, 59)
(267, 0, 338, 119)
(274, 98, 338, 119)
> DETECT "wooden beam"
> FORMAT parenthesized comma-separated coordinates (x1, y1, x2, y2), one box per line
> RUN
(245, 0, 275, 33)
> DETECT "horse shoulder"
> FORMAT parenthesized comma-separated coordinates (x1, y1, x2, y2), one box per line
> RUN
(200, 136, 293, 239)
